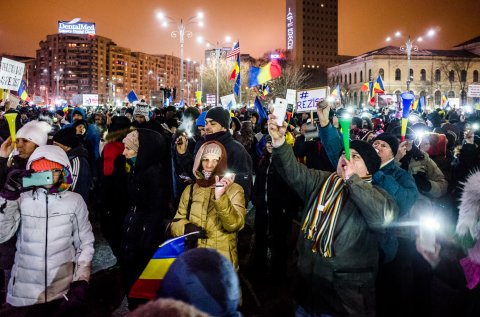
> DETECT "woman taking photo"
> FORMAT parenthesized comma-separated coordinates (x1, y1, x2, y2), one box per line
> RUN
(170, 141, 246, 268)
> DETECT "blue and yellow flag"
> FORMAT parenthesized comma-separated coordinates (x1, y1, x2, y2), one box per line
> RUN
(17, 80, 28, 101)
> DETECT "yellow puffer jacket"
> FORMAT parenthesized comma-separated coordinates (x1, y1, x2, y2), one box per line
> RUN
(171, 183, 246, 268)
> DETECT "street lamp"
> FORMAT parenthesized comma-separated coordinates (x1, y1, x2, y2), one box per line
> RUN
(54, 68, 63, 101)
(386, 29, 436, 91)
(197, 36, 232, 106)
(157, 11, 203, 102)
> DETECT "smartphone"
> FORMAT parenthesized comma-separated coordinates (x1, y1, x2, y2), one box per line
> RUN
(273, 98, 288, 126)
(22, 171, 54, 188)
(419, 225, 436, 253)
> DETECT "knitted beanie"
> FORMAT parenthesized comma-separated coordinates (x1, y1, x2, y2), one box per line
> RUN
(158, 248, 241, 317)
(123, 130, 139, 153)
(373, 133, 399, 156)
(350, 140, 381, 175)
(206, 107, 231, 130)
(16, 120, 51, 146)
(31, 159, 64, 172)
(52, 127, 80, 149)
(133, 103, 150, 121)
(201, 143, 222, 160)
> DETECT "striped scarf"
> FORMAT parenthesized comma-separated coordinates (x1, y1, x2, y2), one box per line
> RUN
(302, 173, 346, 257)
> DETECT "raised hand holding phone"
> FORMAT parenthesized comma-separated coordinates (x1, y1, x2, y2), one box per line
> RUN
(272, 98, 288, 126)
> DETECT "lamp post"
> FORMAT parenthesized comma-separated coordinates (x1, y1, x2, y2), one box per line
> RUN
(386, 29, 436, 92)
(197, 36, 231, 106)
(54, 68, 63, 101)
(157, 11, 203, 102)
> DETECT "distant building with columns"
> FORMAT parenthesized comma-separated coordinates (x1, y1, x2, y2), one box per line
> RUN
(327, 36, 480, 107)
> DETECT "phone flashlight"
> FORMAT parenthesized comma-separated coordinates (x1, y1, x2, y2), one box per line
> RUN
(419, 216, 441, 253)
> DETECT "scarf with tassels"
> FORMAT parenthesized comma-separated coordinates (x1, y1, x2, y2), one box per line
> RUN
(302, 173, 373, 257)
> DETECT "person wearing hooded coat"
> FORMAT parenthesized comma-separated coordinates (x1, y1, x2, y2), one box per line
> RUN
(0, 145, 94, 316)
(121, 128, 170, 310)
(170, 141, 246, 269)
(98, 116, 131, 262)
(63, 107, 100, 162)
(52, 127, 92, 204)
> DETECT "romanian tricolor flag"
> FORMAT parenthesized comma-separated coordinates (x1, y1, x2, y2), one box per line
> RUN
(261, 84, 270, 99)
(229, 55, 240, 81)
(369, 81, 375, 105)
(331, 84, 341, 100)
(128, 234, 190, 300)
(373, 75, 385, 94)
(248, 60, 282, 87)
(17, 80, 28, 101)
(441, 94, 448, 106)
(361, 82, 370, 92)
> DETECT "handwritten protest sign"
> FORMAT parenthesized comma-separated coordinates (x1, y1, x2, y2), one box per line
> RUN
(296, 87, 327, 113)
(0, 58, 25, 91)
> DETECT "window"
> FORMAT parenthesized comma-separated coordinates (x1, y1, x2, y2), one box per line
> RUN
(345, 74, 347, 83)
(395, 68, 401, 81)
(379, 68, 384, 79)
(409, 69, 414, 81)
(420, 69, 426, 81)
(349, 73, 352, 84)
(434, 90, 442, 105)
(354, 72, 357, 84)
(368, 69, 372, 80)
(360, 71, 363, 82)
(474, 70, 479, 82)
(435, 69, 441, 82)
(449, 70, 455, 82)
(461, 70, 467, 82)
(448, 91, 455, 98)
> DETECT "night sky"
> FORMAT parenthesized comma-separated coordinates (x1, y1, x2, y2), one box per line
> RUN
(0, 0, 478, 62)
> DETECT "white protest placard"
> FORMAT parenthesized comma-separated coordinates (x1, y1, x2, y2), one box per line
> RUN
(296, 87, 327, 113)
(220, 94, 236, 109)
(82, 94, 99, 106)
(0, 58, 25, 91)
(206, 94, 216, 106)
(286, 89, 296, 105)
(448, 98, 460, 108)
(468, 84, 480, 97)
(33, 95, 44, 104)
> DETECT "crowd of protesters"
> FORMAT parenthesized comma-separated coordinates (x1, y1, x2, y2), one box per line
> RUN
(0, 96, 478, 317)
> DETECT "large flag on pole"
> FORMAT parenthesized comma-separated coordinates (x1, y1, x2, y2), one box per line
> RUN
(128, 234, 193, 300)
(373, 75, 385, 94)
(368, 81, 375, 105)
(248, 60, 282, 87)
(226, 42, 240, 61)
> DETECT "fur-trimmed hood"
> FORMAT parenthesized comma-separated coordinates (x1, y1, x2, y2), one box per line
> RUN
(458, 170, 480, 240)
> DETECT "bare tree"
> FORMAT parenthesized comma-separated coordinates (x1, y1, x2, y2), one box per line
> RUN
(439, 58, 473, 104)
(263, 64, 311, 103)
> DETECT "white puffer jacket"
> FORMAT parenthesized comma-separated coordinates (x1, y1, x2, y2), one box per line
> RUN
(0, 189, 94, 306)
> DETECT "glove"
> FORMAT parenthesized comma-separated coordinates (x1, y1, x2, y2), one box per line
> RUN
(0, 169, 32, 200)
(413, 172, 432, 192)
(184, 223, 208, 238)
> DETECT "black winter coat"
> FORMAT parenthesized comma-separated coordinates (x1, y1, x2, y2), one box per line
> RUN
(122, 129, 170, 291)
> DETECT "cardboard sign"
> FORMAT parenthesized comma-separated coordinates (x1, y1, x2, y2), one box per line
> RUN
(468, 84, 480, 97)
(220, 94, 236, 109)
(0, 58, 25, 91)
(296, 87, 327, 113)
(82, 94, 99, 106)
(286, 89, 296, 105)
